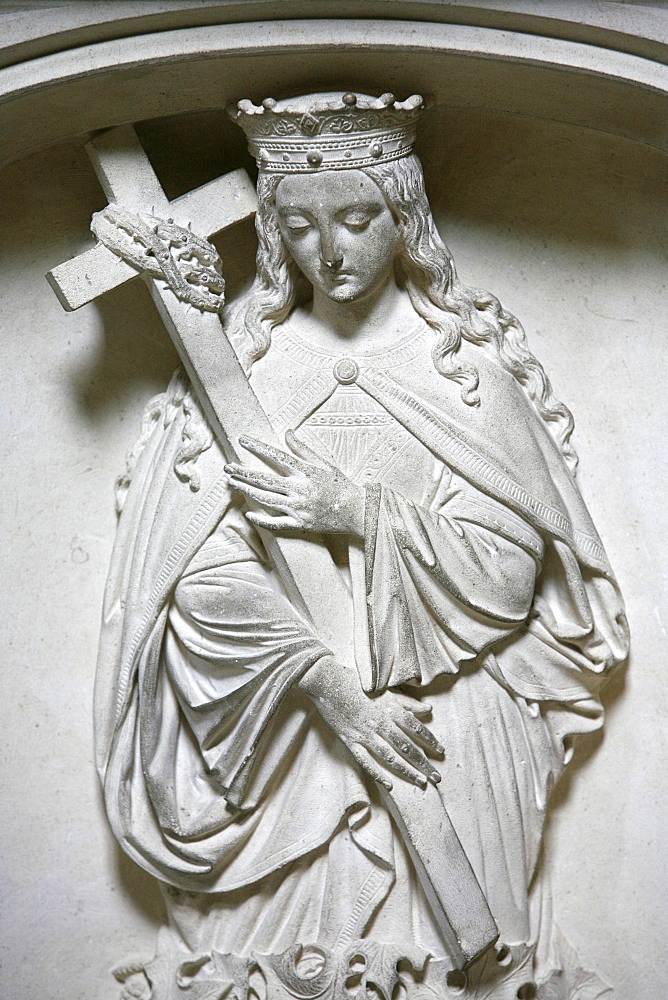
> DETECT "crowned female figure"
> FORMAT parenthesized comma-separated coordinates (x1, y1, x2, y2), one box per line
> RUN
(96, 93, 628, 1000)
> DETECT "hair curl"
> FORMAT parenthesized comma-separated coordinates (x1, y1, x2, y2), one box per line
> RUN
(115, 369, 213, 509)
(226, 156, 577, 472)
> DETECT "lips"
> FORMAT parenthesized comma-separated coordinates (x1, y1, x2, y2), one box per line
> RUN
(319, 269, 352, 282)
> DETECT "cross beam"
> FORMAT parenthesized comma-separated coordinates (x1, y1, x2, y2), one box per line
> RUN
(46, 125, 256, 311)
(47, 125, 498, 969)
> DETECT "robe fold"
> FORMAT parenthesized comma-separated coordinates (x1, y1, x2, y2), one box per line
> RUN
(95, 324, 628, 958)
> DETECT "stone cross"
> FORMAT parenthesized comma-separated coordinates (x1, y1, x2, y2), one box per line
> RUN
(46, 125, 256, 312)
(47, 125, 498, 969)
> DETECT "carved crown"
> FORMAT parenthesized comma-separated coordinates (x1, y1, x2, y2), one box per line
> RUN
(229, 92, 425, 173)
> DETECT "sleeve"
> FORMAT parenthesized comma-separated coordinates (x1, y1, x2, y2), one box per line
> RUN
(363, 470, 545, 689)
(167, 505, 331, 807)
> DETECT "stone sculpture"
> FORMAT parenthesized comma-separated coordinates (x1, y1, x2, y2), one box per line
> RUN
(49, 92, 629, 1000)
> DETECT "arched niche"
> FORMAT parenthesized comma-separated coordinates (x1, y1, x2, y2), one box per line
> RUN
(0, 4, 665, 998)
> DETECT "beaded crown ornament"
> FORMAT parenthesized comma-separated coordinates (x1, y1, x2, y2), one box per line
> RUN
(229, 92, 424, 173)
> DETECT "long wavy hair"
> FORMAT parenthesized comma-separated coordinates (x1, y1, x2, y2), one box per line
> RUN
(225, 155, 578, 473)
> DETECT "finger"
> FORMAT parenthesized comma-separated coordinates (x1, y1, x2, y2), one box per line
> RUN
(246, 512, 303, 531)
(239, 435, 308, 475)
(228, 479, 296, 512)
(368, 735, 429, 789)
(285, 429, 334, 469)
(395, 694, 433, 719)
(382, 726, 441, 784)
(348, 743, 393, 791)
(224, 464, 293, 494)
(397, 713, 445, 758)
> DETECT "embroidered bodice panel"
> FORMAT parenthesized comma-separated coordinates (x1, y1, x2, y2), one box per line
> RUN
(253, 323, 446, 506)
(301, 385, 424, 488)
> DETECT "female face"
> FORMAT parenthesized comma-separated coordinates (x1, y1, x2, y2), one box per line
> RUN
(274, 169, 400, 304)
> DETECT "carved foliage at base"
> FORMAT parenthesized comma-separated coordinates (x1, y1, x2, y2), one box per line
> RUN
(113, 932, 611, 1000)
(114, 941, 427, 1000)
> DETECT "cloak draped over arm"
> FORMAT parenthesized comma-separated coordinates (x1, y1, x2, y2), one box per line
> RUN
(362, 474, 545, 690)
(362, 465, 627, 750)
(167, 508, 332, 809)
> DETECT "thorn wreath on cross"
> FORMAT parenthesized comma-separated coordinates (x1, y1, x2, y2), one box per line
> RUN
(46, 123, 498, 970)
(46, 124, 255, 312)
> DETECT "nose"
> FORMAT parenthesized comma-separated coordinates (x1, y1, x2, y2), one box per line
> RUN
(319, 226, 343, 272)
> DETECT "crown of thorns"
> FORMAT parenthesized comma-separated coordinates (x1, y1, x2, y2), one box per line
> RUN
(230, 92, 424, 173)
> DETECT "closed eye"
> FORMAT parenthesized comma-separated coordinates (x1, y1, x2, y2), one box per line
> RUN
(337, 203, 383, 231)
(343, 217, 371, 233)
(278, 211, 313, 236)
(285, 222, 311, 236)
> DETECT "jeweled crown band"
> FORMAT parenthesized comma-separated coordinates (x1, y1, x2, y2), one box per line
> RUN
(229, 92, 424, 173)
(251, 126, 417, 174)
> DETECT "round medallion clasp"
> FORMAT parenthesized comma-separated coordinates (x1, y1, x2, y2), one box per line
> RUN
(333, 358, 359, 384)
